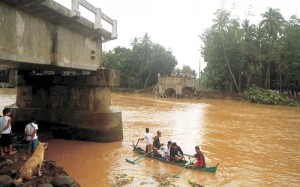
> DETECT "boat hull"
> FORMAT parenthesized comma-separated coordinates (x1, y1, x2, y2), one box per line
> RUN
(131, 146, 219, 173)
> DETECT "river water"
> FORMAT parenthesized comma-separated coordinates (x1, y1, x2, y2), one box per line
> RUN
(1, 89, 300, 186)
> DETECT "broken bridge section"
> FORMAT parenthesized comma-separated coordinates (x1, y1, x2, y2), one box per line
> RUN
(157, 74, 199, 98)
(0, 0, 122, 142)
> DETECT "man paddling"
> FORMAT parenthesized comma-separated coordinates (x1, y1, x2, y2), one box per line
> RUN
(189, 146, 206, 168)
(138, 128, 153, 153)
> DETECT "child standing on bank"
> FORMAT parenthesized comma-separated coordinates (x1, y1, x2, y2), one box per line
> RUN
(24, 117, 39, 155)
(0, 108, 17, 157)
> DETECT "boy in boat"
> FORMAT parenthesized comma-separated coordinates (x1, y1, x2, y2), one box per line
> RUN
(189, 146, 206, 168)
(153, 130, 163, 158)
(161, 141, 172, 161)
(170, 142, 187, 163)
(138, 128, 153, 153)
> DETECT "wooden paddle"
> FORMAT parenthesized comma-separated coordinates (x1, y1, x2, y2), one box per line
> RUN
(133, 139, 140, 151)
(126, 151, 154, 164)
(173, 159, 196, 178)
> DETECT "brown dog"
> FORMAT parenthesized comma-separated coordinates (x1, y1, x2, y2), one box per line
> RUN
(17, 142, 48, 182)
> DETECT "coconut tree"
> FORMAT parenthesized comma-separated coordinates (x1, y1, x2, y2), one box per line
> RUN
(259, 8, 285, 89)
(212, 9, 239, 92)
(281, 15, 300, 94)
(241, 19, 259, 89)
(130, 37, 139, 47)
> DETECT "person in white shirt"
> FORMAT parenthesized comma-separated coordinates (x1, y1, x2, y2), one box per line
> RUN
(0, 108, 17, 157)
(24, 117, 39, 155)
(139, 128, 153, 153)
(162, 141, 172, 161)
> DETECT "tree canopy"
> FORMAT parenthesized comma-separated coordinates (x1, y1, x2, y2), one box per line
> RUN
(200, 7, 300, 94)
(103, 33, 178, 89)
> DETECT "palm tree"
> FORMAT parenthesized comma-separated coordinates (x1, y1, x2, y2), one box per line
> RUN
(259, 8, 284, 39)
(241, 19, 258, 89)
(141, 32, 153, 46)
(213, 9, 239, 92)
(130, 37, 139, 47)
(259, 8, 285, 89)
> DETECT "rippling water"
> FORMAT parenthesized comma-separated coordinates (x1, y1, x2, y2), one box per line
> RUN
(1, 89, 300, 186)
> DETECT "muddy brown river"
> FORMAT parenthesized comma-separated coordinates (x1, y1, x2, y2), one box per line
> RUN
(1, 89, 300, 186)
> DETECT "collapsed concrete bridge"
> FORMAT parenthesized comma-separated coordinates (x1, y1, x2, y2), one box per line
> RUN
(0, 0, 122, 142)
(157, 74, 199, 98)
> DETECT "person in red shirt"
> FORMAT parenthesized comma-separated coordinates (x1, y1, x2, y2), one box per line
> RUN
(189, 146, 206, 168)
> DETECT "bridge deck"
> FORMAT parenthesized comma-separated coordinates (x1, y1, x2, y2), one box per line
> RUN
(0, 0, 115, 42)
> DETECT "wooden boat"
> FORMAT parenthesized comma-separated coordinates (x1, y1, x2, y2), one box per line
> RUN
(127, 146, 219, 174)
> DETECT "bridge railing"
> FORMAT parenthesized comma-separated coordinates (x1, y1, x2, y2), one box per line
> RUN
(70, 0, 117, 40)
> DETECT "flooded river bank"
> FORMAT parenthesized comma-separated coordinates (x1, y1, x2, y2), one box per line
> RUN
(1, 89, 300, 186)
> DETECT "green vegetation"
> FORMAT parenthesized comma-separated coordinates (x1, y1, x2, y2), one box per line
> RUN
(174, 65, 197, 78)
(103, 7, 299, 106)
(200, 7, 300, 94)
(0, 82, 15, 88)
(103, 33, 196, 90)
(245, 86, 298, 106)
(103, 33, 178, 89)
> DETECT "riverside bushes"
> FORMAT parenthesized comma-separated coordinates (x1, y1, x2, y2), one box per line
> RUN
(0, 82, 15, 88)
(245, 86, 298, 106)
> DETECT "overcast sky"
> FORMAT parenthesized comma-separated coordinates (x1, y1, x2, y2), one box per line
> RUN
(56, 0, 300, 73)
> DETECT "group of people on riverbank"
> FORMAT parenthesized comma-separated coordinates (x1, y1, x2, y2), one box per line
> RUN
(0, 108, 39, 158)
(138, 128, 206, 168)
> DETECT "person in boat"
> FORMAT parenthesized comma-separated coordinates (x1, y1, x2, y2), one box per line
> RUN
(189, 146, 206, 168)
(138, 128, 153, 153)
(170, 142, 186, 163)
(161, 140, 172, 161)
(153, 130, 163, 158)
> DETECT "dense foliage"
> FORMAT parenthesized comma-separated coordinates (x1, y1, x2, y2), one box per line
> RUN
(103, 33, 178, 89)
(245, 86, 298, 106)
(174, 65, 197, 78)
(200, 8, 300, 94)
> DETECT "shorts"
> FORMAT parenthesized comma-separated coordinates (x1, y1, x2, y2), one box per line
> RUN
(146, 144, 153, 153)
(0, 134, 12, 147)
(27, 138, 39, 152)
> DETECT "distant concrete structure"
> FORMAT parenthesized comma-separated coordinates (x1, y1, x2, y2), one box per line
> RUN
(0, 0, 122, 142)
(157, 73, 199, 98)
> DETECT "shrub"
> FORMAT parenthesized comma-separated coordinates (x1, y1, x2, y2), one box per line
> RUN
(245, 86, 298, 106)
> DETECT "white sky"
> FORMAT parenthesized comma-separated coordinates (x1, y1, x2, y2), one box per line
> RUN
(55, 0, 299, 73)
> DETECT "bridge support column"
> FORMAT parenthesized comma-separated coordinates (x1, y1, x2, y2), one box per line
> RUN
(9, 69, 122, 142)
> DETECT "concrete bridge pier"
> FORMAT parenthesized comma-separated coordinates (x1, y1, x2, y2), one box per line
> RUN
(9, 68, 122, 142)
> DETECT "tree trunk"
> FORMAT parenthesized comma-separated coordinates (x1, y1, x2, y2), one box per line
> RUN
(239, 71, 241, 93)
(279, 71, 282, 93)
(278, 60, 283, 93)
(259, 62, 262, 87)
(247, 74, 251, 89)
(143, 73, 151, 89)
(264, 61, 270, 89)
(222, 39, 239, 92)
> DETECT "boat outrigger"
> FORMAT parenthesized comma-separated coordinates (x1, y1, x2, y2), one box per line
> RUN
(126, 145, 219, 174)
